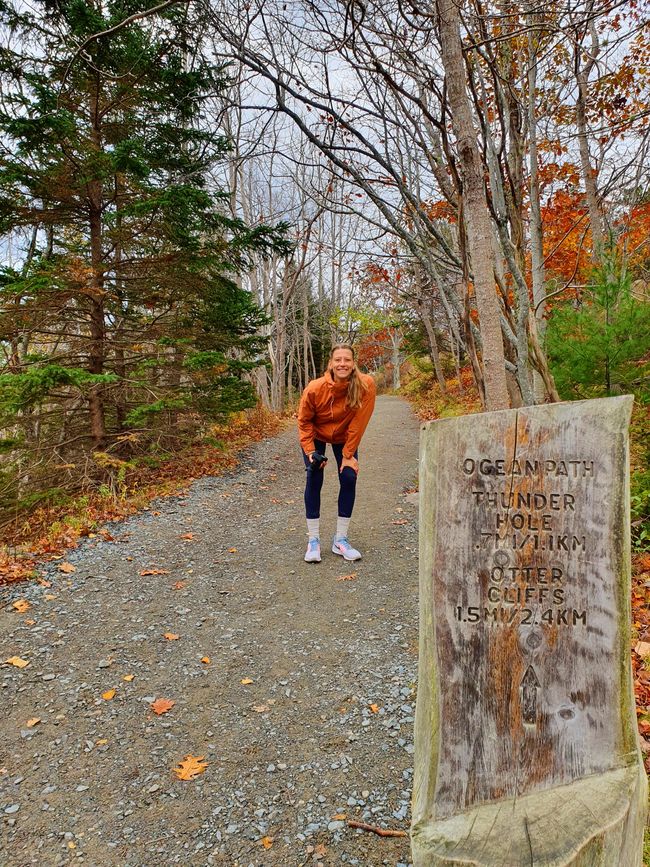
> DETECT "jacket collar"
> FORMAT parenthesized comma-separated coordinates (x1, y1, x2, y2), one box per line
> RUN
(324, 372, 349, 394)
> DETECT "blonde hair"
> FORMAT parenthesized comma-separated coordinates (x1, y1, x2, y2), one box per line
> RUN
(327, 343, 367, 410)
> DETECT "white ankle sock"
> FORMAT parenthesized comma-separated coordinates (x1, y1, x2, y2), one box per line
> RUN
(336, 517, 351, 539)
(307, 518, 320, 540)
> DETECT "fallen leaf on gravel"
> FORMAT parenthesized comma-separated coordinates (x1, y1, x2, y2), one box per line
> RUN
(261, 836, 274, 849)
(97, 738, 108, 745)
(201, 656, 211, 665)
(240, 677, 254, 685)
(37, 578, 51, 587)
(180, 533, 195, 541)
(123, 674, 135, 682)
(252, 705, 269, 713)
(151, 698, 175, 715)
(26, 717, 40, 727)
(163, 632, 180, 641)
(12, 600, 31, 613)
(44, 593, 56, 600)
(369, 703, 380, 713)
(67, 842, 76, 850)
(332, 813, 347, 820)
(172, 755, 208, 780)
(6, 656, 29, 668)
(392, 519, 408, 525)
(58, 562, 76, 573)
(172, 581, 186, 590)
(140, 568, 169, 576)
(102, 689, 116, 700)
(24, 619, 36, 626)
(228, 548, 238, 554)
(336, 572, 357, 582)
(314, 843, 328, 857)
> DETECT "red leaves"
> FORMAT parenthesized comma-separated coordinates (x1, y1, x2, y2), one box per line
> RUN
(631, 555, 650, 774)
(151, 698, 175, 715)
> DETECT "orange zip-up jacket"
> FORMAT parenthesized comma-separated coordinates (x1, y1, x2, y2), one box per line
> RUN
(298, 372, 376, 459)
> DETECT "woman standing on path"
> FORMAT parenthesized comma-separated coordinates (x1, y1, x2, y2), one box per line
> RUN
(298, 344, 376, 563)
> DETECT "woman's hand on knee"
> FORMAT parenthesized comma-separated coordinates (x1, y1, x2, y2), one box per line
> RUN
(340, 456, 359, 474)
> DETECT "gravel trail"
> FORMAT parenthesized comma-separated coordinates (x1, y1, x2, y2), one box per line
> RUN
(1, 395, 420, 867)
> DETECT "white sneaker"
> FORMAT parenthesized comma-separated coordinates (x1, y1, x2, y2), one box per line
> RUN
(304, 538, 321, 563)
(332, 536, 362, 561)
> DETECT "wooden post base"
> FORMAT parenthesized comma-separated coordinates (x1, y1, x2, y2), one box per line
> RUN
(411, 764, 648, 866)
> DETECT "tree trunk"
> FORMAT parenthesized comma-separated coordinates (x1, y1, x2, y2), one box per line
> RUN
(87, 80, 107, 448)
(462, 286, 486, 406)
(527, 15, 552, 403)
(436, 0, 510, 411)
(391, 329, 402, 390)
(416, 290, 447, 394)
(574, 11, 605, 260)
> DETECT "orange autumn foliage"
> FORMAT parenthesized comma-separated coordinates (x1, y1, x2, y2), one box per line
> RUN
(172, 755, 208, 781)
(151, 698, 175, 715)
(420, 198, 457, 223)
(540, 189, 592, 286)
(631, 554, 650, 774)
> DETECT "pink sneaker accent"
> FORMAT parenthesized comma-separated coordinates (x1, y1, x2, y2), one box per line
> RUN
(332, 536, 361, 561)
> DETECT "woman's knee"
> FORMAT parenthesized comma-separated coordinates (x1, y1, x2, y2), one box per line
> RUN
(339, 466, 357, 488)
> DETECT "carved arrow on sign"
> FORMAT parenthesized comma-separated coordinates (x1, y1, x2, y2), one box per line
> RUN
(521, 665, 541, 725)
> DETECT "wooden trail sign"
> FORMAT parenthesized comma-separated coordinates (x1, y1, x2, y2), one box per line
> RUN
(411, 396, 647, 866)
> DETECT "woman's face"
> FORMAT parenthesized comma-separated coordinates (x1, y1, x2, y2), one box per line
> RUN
(330, 348, 355, 382)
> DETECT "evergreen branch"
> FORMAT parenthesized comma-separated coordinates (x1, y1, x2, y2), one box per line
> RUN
(61, 0, 191, 88)
(75, 0, 190, 54)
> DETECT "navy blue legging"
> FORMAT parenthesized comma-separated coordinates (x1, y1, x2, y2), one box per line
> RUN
(302, 440, 358, 520)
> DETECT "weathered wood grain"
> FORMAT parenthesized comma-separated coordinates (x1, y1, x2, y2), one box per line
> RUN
(412, 396, 648, 865)
(412, 766, 647, 866)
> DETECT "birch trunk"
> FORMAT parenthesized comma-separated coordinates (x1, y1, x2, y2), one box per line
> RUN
(436, 0, 509, 410)
(574, 9, 605, 259)
(527, 16, 548, 402)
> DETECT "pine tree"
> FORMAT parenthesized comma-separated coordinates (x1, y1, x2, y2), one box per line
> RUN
(0, 0, 288, 511)
(545, 251, 650, 400)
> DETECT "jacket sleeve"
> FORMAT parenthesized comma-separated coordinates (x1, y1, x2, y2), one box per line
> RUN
(297, 386, 317, 455)
(343, 377, 376, 459)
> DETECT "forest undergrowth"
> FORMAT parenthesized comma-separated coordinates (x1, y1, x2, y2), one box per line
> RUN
(0, 405, 285, 585)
